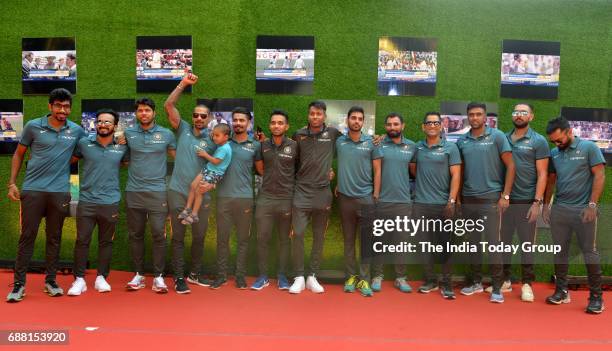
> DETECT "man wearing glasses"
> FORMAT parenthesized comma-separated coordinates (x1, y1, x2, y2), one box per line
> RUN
(413, 112, 462, 299)
(543, 116, 605, 314)
(7, 88, 86, 302)
(164, 71, 216, 294)
(491, 103, 549, 302)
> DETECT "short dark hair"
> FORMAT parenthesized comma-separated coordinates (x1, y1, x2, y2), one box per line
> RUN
(385, 112, 404, 124)
(423, 111, 441, 123)
(96, 108, 119, 125)
(48, 88, 72, 105)
(232, 106, 252, 120)
(308, 100, 327, 112)
(513, 102, 534, 113)
(466, 101, 487, 113)
(194, 104, 210, 111)
(270, 109, 289, 123)
(213, 123, 231, 136)
(546, 116, 570, 134)
(66, 53, 76, 61)
(347, 106, 364, 118)
(135, 97, 155, 111)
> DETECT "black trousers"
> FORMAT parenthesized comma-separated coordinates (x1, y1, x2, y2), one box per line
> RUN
(500, 202, 536, 284)
(73, 201, 119, 278)
(338, 193, 375, 281)
(216, 197, 253, 278)
(413, 203, 453, 284)
(255, 197, 291, 277)
(14, 191, 71, 285)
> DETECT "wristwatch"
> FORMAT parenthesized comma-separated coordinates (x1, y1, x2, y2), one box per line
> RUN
(588, 202, 597, 209)
(502, 194, 510, 201)
(448, 198, 456, 204)
(534, 198, 543, 205)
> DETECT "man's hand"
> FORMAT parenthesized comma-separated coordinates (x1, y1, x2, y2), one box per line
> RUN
(372, 134, 385, 146)
(254, 130, 267, 142)
(196, 149, 209, 158)
(581, 206, 597, 223)
(198, 180, 215, 194)
(542, 206, 551, 225)
(372, 191, 379, 203)
(181, 68, 198, 86)
(328, 169, 335, 181)
(116, 133, 127, 145)
(497, 196, 510, 214)
(334, 185, 339, 197)
(7, 184, 20, 201)
(443, 202, 456, 218)
(526, 203, 541, 223)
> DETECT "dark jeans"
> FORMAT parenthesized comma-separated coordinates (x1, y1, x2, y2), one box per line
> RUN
(500, 202, 536, 284)
(338, 193, 375, 281)
(216, 197, 253, 278)
(413, 203, 453, 284)
(255, 197, 291, 276)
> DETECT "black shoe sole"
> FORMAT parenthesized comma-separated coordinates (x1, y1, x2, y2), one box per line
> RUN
(210, 281, 228, 290)
(586, 306, 604, 314)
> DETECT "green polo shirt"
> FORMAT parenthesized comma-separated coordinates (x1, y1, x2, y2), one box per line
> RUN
(457, 127, 512, 199)
(336, 133, 383, 198)
(506, 128, 550, 200)
(216, 136, 262, 199)
(414, 138, 462, 205)
(379, 136, 416, 203)
(168, 120, 216, 196)
(75, 135, 128, 204)
(20, 115, 86, 192)
(259, 137, 298, 200)
(293, 125, 342, 195)
(549, 137, 605, 207)
(125, 123, 176, 192)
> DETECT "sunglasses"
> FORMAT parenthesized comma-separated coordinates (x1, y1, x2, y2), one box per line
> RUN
(96, 120, 114, 126)
(512, 111, 529, 117)
(192, 113, 209, 119)
(423, 121, 441, 126)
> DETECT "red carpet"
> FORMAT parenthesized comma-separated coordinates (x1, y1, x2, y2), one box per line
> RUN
(0, 269, 610, 350)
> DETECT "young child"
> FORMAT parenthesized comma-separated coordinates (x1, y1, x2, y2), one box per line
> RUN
(179, 123, 232, 224)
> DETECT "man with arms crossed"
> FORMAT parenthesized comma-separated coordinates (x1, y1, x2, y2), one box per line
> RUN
(7, 88, 85, 302)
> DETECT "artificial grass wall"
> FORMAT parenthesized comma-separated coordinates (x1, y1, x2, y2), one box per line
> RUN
(0, 0, 610, 278)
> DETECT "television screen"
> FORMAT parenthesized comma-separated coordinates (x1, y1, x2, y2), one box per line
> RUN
(81, 99, 136, 137)
(500, 40, 560, 100)
(22, 37, 76, 94)
(378, 37, 437, 96)
(256, 36, 314, 94)
(0, 100, 24, 154)
(562, 107, 612, 165)
(197, 98, 255, 137)
(323, 99, 376, 136)
(136, 36, 192, 93)
(440, 101, 499, 143)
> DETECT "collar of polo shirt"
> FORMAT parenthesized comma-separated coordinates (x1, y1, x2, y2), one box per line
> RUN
(466, 126, 493, 140)
(506, 127, 535, 141)
(42, 113, 69, 131)
(136, 123, 159, 133)
(419, 138, 445, 148)
(383, 135, 410, 145)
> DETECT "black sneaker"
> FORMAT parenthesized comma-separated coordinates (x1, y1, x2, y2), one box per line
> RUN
(186, 273, 213, 287)
(440, 284, 456, 300)
(546, 288, 571, 305)
(235, 276, 247, 289)
(7, 282, 26, 303)
(44, 280, 64, 297)
(174, 278, 191, 294)
(418, 281, 439, 294)
(586, 292, 604, 314)
(210, 277, 227, 290)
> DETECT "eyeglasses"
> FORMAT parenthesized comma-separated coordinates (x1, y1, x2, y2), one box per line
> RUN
(96, 120, 114, 125)
(423, 121, 441, 126)
(192, 113, 209, 119)
(52, 103, 71, 110)
(512, 111, 529, 117)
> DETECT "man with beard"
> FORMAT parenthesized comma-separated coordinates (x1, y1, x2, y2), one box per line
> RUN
(251, 110, 296, 291)
(543, 116, 606, 314)
(370, 112, 416, 294)
(124, 98, 176, 294)
(457, 102, 515, 304)
(289, 101, 341, 294)
(413, 112, 461, 299)
(164, 70, 216, 294)
(7, 88, 86, 302)
(489, 103, 549, 302)
(210, 108, 262, 289)
(66, 109, 128, 296)
(336, 106, 383, 297)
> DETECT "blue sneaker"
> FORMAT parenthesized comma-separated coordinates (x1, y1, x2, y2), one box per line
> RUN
(371, 276, 383, 292)
(460, 282, 484, 296)
(490, 291, 504, 303)
(251, 276, 269, 291)
(277, 274, 290, 290)
(394, 277, 413, 293)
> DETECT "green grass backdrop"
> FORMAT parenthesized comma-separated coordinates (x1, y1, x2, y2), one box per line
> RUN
(0, 0, 610, 280)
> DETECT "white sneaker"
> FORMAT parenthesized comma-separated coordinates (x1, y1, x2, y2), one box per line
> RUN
(95, 275, 111, 293)
(289, 276, 305, 294)
(521, 283, 534, 302)
(306, 275, 324, 294)
(67, 277, 87, 296)
(152, 276, 168, 293)
(126, 273, 145, 290)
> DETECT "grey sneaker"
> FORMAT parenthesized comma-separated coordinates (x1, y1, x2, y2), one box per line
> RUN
(7, 282, 25, 303)
(371, 276, 383, 292)
(460, 282, 484, 296)
(419, 281, 439, 293)
(44, 280, 64, 297)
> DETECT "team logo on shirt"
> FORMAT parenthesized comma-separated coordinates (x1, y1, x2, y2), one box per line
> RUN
(66, 129, 71, 134)
(283, 146, 292, 154)
(154, 133, 162, 140)
(200, 140, 208, 148)
(322, 132, 328, 138)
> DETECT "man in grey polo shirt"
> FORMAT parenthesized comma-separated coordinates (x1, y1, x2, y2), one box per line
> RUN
(413, 112, 461, 300)
(371, 112, 416, 294)
(251, 109, 297, 291)
(66, 109, 128, 296)
(289, 101, 342, 294)
(457, 102, 515, 304)
(210, 107, 262, 290)
(7, 88, 85, 302)
(493, 103, 549, 302)
(543, 116, 605, 314)
(124, 98, 176, 294)
(336, 106, 383, 297)
(164, 71, 216, 294)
